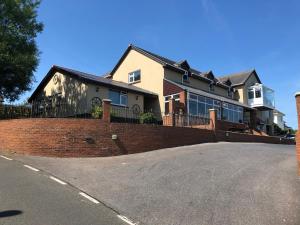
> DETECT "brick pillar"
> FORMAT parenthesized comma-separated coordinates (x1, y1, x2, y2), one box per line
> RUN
(102, 99, 111, 123)
(295, 92, 300, 175)
(209, 109, 217, 131)
(250, 109, 257, 129)
(169, 98, 175, 126)
(179, 90, 187, 111)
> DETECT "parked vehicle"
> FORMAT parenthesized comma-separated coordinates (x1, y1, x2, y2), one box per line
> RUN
(283, 134, 295, 140)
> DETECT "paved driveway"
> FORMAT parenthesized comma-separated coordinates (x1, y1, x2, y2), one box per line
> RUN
(9, 143, 300, 225)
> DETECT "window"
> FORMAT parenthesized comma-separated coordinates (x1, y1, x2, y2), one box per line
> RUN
(255, 89, 262, 98)
(209, 83, 214, 92)
(109, 90, 128, 106)
(164, 93, 180, 113)
(128, 70, 141, 83)
(188, 93, 221, 119)
(228, 89, 233, 98)
(182, 71, 189, 82)
(222, 102, 243, 123)
(248, 90, 254, 99)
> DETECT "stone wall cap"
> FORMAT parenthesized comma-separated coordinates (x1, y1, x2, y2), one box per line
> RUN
(295, 92, 300, 97)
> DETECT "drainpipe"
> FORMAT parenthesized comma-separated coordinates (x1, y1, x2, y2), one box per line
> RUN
(187, 90, 190, 126)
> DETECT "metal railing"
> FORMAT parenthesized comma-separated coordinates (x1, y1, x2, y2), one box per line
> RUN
(0, 101, 95, 120)
(0, 103, 212, 128)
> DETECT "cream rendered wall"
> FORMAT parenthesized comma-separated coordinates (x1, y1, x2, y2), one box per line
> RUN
(164, 69, 230, 98)
(38, 72, 88, 103)
(86, 84, 144, 112)
(112, 49, 164, 112)
(36, 71, 144, 114)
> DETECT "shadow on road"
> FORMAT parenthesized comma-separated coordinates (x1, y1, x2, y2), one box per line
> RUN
(0, 210, 22, 218)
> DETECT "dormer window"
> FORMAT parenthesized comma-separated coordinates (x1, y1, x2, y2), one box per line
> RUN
(128, 70, 141, 83)
(209, 82, 214, 92)
(182, 71, 189, 83)
(228, 89, 233, 98)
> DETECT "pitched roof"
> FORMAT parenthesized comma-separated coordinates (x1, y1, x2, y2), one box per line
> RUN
(218, 70, 261, 87)
(110, 44, 229, 88)
(28, 65, 158, 102)
(164, 79, 252, 109)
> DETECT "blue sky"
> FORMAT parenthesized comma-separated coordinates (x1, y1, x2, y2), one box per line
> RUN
(20, 0, 300, 128)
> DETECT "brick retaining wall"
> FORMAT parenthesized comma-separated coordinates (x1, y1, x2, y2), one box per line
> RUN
(0, 119, 294, 157)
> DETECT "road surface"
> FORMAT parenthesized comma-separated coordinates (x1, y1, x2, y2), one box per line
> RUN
(0, 156, 130, 225)
(4, 142, 300, 225)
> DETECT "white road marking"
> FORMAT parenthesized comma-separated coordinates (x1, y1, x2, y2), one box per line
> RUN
(0, 155, 13, 161)
(79, 192, 100, 204)
(24, 165, 40, 172)
(50, 176, 67, 185)
(117, 215, 136, 225)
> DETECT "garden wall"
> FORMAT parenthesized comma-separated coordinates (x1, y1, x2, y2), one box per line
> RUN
(0, 119, 294, 157)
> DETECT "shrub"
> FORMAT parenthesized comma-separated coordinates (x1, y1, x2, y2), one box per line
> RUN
(139, 112, 157, 124)
(91, 106, 103, 119)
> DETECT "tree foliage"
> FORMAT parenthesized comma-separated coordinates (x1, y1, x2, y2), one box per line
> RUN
(0, 0, 43, 102)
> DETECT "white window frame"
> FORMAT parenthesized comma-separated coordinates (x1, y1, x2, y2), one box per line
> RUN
(109, 90, 128, 106)
(182, 71, 189, 83)
(128, 70, 141, 84)
(164, 93, 180, 102)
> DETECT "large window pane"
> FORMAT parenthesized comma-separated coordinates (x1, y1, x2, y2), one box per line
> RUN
(109, 90, 120, 105)
(198, 96, 205, 103)
(198, 102, 206, 115)
(206, 98, 213, 105)
(120, 94, 128, 106)
(248, 90, 254, 99)
(223, 108, 228, 120)
(255, 89, 261, 98)
(189, 100, 197, 115)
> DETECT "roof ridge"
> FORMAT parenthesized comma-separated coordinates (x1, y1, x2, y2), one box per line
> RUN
(218, 69, 255, 79)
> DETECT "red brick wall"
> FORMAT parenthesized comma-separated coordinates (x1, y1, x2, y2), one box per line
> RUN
(163, 79, 183, 96)
(216, 131, 294, 145)
(0, 119, 216, 157)
(217, 120, 248, 131)
(0, 119, 294, 157)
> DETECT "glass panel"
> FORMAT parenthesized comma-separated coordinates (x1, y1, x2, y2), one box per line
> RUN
(214, 100, 221, 106)
(189, 94, 198, 100)
(129, 76, 134, 83)
(173, 94, 180, 100)
(229, 110, 234, 122)
(234, 111, 239, 123)
(189, 100, 197, 115)
(165, 102, 169, 114)
(255, 89, 261, 98)
(206, 98, 213, 105)
(198, 102, 206, 115)
(120, 94, 127, 106)
(198, 96, 205, 103)
(263, 86, 275, 108)
(248, 90, 254, 99)
(109, 90, 120, 105)
(134, 71, 141, 81)
(223, 108, 228, 120)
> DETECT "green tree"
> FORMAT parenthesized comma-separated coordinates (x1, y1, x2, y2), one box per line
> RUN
(0, 0, 43, 102)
